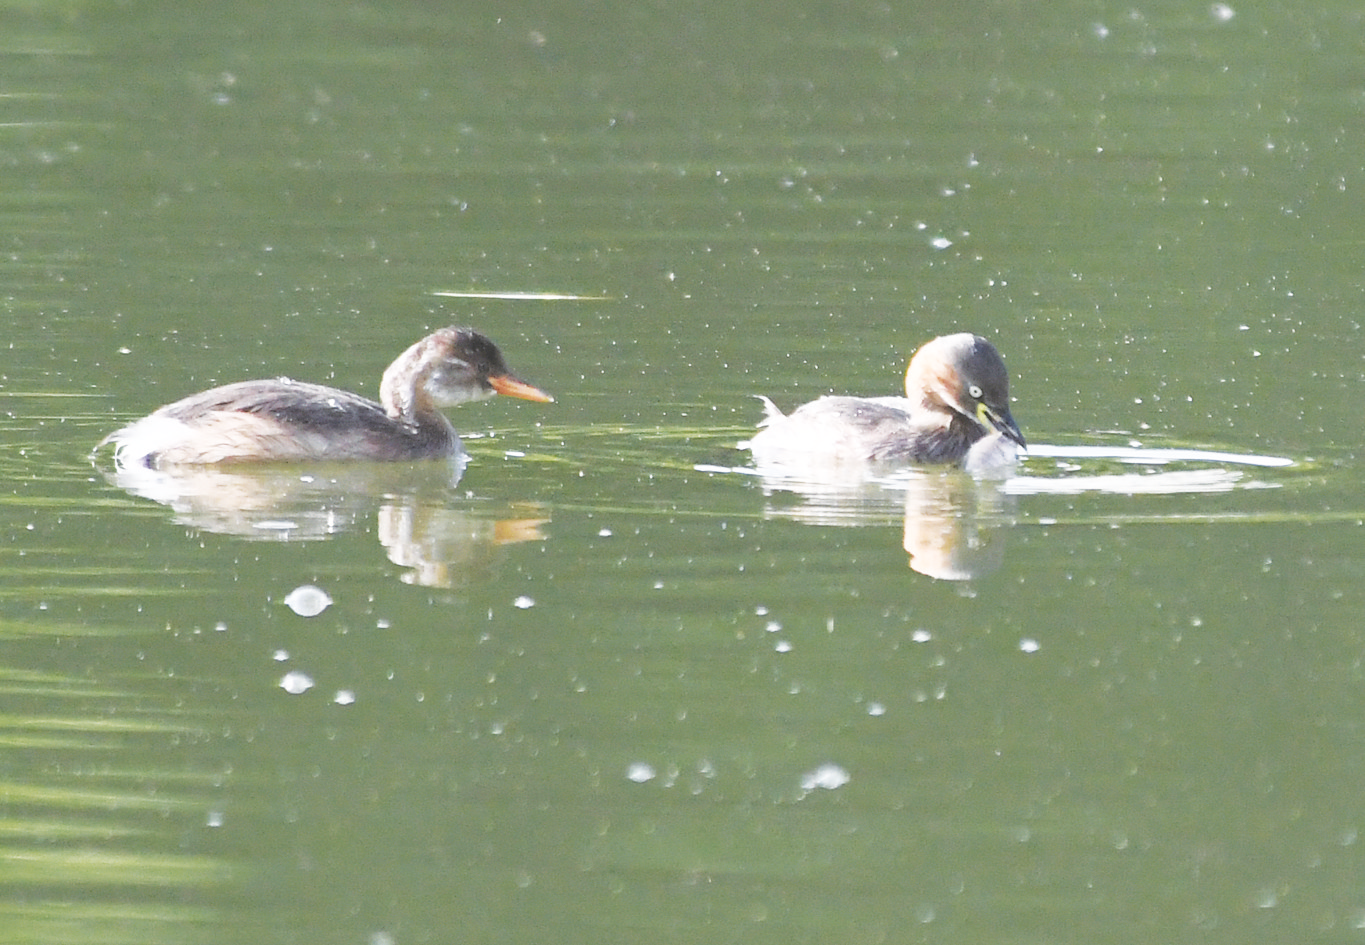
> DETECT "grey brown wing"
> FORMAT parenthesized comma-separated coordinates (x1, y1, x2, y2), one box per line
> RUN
(157, 380, 399, 433)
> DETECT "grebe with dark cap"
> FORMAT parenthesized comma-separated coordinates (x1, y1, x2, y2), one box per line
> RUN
(100, 327, 552, 469)
(744, 333, 1024, 472)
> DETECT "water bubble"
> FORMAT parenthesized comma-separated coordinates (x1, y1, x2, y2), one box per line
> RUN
(800, 763, 850, 791)
(280, 671, 314, 694)
(284, 585, 331, 617)
(626, 762, 656, 783)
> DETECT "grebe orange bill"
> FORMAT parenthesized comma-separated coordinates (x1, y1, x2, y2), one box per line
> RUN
(100, 327, 552, 469)
(744, 332, 1024, 471)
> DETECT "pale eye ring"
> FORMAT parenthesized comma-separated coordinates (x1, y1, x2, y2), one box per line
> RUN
(968, 384, 983, 399)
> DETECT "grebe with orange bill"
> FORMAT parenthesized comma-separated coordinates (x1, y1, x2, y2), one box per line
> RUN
(100, 327, 552, 469)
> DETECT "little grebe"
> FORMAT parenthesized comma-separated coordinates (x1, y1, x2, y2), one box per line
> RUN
(744, 333, 1024, 471)
(101, 327, 552, 468)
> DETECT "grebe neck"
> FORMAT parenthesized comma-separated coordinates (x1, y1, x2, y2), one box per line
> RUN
(378, 333, 447, 426)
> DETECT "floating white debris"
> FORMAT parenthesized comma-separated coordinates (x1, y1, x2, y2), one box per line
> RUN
(1022, 443, 1292, 468)
(912, 629, 932, 643)
(272, 649, 290, 662)
(513, 595, 535, 609)
(1019, 638, 1041, 654)
(800, 763, 850, 791)
(626, 762, 656, 783)
(334, 690, 356, 705)
(430, 290, 610, 301)
(1007, 469, 1246, 496)
(280, 671, 314, 694)
(284, 584, 332, 617)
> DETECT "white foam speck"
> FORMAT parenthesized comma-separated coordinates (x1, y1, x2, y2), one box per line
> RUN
(280, 671, 314, 694)
(284, 585, 332, 617)
(800, 763, 850, 791)
(626, 762, 656, 783)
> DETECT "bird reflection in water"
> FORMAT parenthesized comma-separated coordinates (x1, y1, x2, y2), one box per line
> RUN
(751, 465, 1015, 580)
(897, 470, 1012, 580)
(98, 459, 546, 588)
(377, 494, 548, 588)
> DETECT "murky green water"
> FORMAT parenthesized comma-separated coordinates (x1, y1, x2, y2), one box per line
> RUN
(4, 1, 1365, 942)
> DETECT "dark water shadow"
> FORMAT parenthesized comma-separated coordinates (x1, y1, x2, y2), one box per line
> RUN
(0, 658, 235, 941)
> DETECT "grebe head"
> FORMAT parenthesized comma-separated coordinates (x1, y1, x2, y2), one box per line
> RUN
(382, 327, 552, 420)
(424, 328, 553, 406)
(905, 333, 1024, 447)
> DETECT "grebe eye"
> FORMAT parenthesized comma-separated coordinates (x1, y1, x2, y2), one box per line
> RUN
(968, 384, 983, 399)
